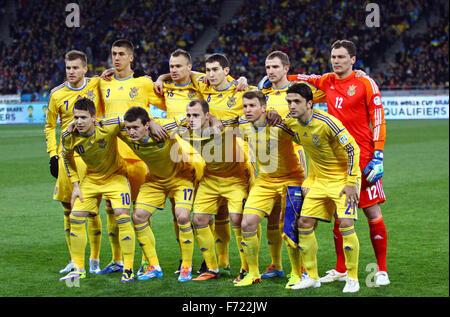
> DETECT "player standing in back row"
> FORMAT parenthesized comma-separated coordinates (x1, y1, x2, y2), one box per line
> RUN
(288, 40, 389, 286)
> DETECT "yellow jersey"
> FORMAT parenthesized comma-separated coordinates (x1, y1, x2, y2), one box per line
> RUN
(163, 73, 204, 119)
(177, 118, 248, 179)
(193, 80, 257, 120)
(262, 81, 326, 117)
(283, 109, 361, 186)
(45, 77, 102, 157)
(98, 74, 165, 161)
(118, 118, 194, 180)
(61, 117, 125, 184)
(238, 116, 303, 182)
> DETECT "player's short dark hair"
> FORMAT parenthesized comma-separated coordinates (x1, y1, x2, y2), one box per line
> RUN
(187, 99, 209, 114)
(266, 50, 290, 67)
(286, 83, 313, 103)
(331, 40, 356, 57)
(124, 106, 151, 125)
(205, 53, 230, 69)
(65, 50, 87, 66)
(74, 98, 96, 116)
(243, 90, 267, 106)
(112, 39, 134, 54)
(171, 49, 192, 65)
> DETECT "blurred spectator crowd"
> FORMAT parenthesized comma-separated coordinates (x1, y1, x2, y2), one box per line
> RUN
(0, 0, 221, 95)
(0, 0, 448, 96)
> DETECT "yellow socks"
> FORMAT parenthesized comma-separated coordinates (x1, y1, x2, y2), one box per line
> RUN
(63, 209, 72, 259)
(69, 215, 87, 270)
(214, 218, 231, 268)
(178, 222, 194, 268)
(87, 213, 102, 261)
(134, 221, 159, 266)
(106, 207, 122, 263)
(340, 225, 359, 280)
(232, 225, 248, 271)
(241, 230, 260, 277)
(298, 227, 319, 280)
(195, 225, 218, 270)
(286, 243, 302, 277)
(267, 225, 283, 270)
(116, 214, 135, 271)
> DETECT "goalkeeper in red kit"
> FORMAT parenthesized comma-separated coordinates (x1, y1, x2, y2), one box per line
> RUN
(286, 40, 389, 286)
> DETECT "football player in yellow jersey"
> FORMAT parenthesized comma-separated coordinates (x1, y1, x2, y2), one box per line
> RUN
(170, 99, 249, 282)
(283, 83, 361, 293)
(235, 91, 305, 287)
(152, 49, 206, 275)
(96, 39, 167, 275)
(119, 106, 197, 282)
(256, 51, 327, 280)
(59, 98, 136, 283)
(44, 50, 103, 275)
(154, 52, 260, 276)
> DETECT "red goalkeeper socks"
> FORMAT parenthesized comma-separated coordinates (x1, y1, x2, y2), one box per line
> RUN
(369, 216, 388, 272)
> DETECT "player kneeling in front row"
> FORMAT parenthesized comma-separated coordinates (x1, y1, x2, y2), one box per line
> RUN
(121, 106, 196, 282)
(283, 83, 361, 293)
(59, 98, 136, 283)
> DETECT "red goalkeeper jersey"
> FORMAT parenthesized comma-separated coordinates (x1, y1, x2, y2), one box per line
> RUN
(288, 71, 386, 161)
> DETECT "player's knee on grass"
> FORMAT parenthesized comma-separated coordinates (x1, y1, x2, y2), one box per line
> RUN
(338, 218, 354, 229)
(298, 216, 316, 229)
(175, 207, 191, 225)
(241, 214, 261, 233)
(132, 208, 151, 225)
(267, 207, 280, 226)
(71, 211, 90, 218)
(362, 203, 382, 220)
(230, 213, 242, 228)
(114, 208, 130, 217)
(193, 213, 211, 227)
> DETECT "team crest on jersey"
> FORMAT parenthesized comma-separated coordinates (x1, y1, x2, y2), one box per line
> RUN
(227, 96, 236, 108)
(339, 134, 349, 145)
(129, 87, 139, 99)
(312, 134, 320, 145)
(347, 85, 356, 96)
(85, 89, 96, 101)
(188, 89, 196, 99)
(98, 139, 106, 149)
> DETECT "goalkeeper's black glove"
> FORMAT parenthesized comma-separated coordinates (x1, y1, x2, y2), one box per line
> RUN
(49, 155, 59, 178)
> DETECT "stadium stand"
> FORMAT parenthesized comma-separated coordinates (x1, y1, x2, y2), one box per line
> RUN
(0, 0, 222, 96)
(0, 0, 447, 97)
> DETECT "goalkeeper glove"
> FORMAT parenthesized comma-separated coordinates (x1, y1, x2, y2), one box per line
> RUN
(49, 155, 59, 179)
(133, 68, 147, 78)
(363, 150, 384, 184)
(257, 75, 272, 90)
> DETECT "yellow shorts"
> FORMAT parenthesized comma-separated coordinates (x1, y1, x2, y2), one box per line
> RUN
(301, 179, 359, 222)
(134, 175, 195, 214)
(193, 174, 248, 216)
(72, 173, 131, 214)
(53, 154, 87, 203)
(244, 177, 302, 219)
(124, 159, 147, 201)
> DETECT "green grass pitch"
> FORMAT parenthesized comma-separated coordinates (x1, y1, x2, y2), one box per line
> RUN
(0, 120, 448, 299)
